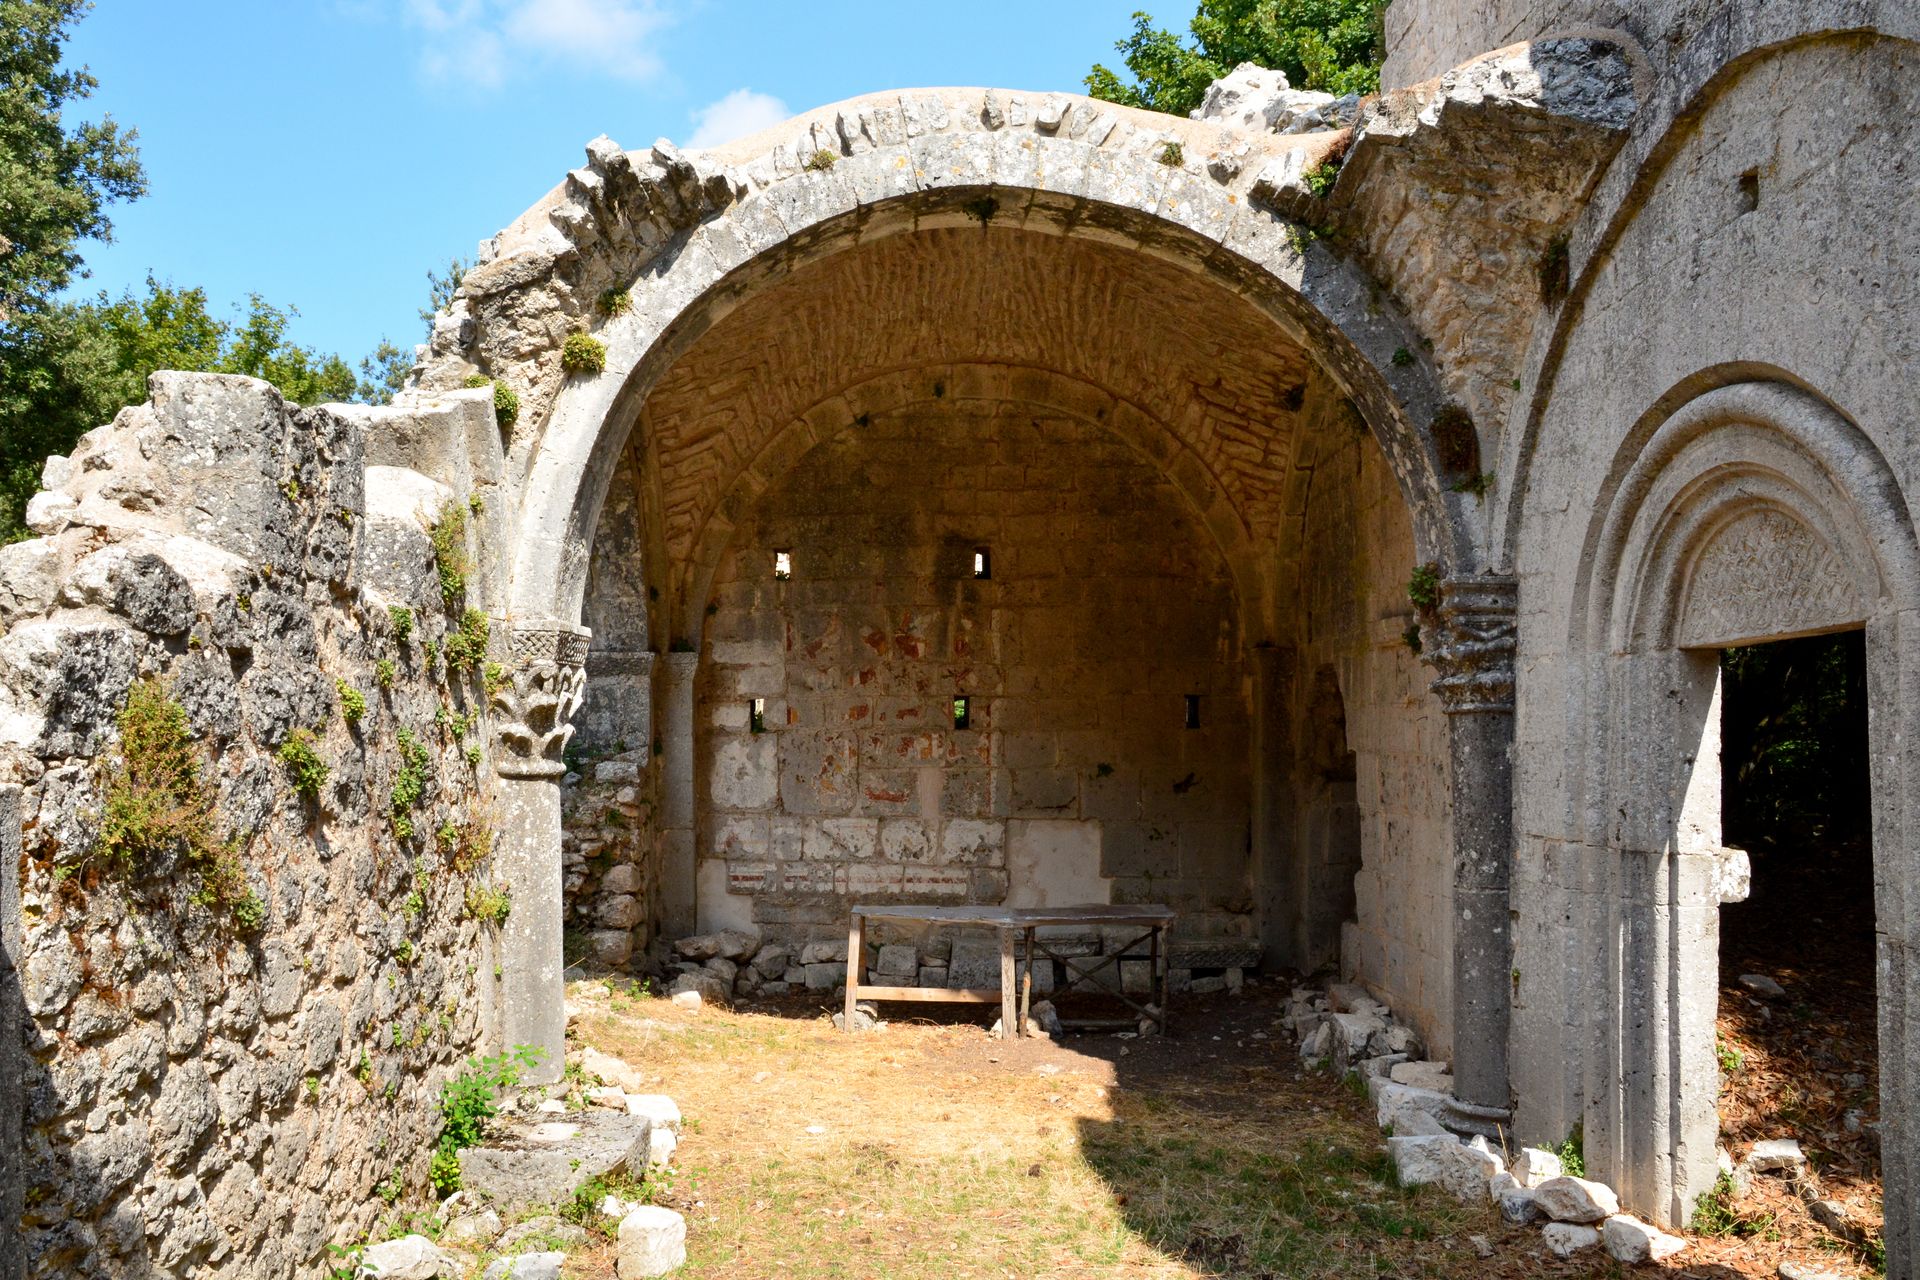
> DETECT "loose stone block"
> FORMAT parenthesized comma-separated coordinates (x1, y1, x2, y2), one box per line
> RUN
(616, 1205, 687, 1277)
(1531, 1176, 1620, 1223)
(1599, 1214, 1685, 1263)
(459, 1113, 652, 1214)
(1541, 1222, 1600, 1259)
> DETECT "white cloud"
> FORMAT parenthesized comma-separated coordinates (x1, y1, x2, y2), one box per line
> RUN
(684, 88, 790, 149)
(400, 0, 670, 88)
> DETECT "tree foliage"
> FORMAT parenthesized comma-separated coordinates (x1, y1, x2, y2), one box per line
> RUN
(1721, 631, 1870, 849)
(0, 0, 145, 320)
(1087, 0, 1389, 117)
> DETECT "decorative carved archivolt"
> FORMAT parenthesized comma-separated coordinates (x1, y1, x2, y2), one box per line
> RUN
(1424, 575, 1518, 713)
(491, 619, 592, 779)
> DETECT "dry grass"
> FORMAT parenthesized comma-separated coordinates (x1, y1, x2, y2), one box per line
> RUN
(559, 982, 1599, 1279)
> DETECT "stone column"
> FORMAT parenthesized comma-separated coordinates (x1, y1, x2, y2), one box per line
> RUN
(490, 619, 591, 1084)
(1425, 575, 1518, 1134)
(1, 786, 22, 1280)
(658, 651, 700, 940)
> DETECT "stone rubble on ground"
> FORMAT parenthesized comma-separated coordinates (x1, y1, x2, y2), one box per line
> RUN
(358, 1235, 458, 1279)
(1600, 1213, 1687, 1263)
(617, 1205, 689, 1278)
(1289, 978, 1680, 1265)
(1531, 1174, 1620, 1223)
(668, 928, 1255, 1008)
(1541, 1221, 1601, 1258)
(481, 1253, 565, 1280)
(1744, 1137, 1806, 1174)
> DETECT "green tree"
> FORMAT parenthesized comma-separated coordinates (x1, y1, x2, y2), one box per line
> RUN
(1087, 0, 1389, 117)
(0, 0, 145, 321)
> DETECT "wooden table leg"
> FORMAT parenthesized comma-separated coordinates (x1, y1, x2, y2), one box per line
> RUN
(999, 927, 1017, 1039)
(844, 912, 864, 1032)
(1156, 924, 1170, 1036)
(1019, 927, 1032, 1037)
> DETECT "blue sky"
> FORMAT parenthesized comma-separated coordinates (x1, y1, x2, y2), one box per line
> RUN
(62, 0, 1149, 369)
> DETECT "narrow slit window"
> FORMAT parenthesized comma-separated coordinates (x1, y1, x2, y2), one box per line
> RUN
(1184, 694, 1201, 730)
(749, 697, 767, 733)
(973, 547, 991, 579)
(952, 696, 972, 731)
(773, 550, 792, 581)
(1737, 168, 1760, 214)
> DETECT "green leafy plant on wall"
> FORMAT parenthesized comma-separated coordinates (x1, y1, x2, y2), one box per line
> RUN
(463, 373, 519, 430)
(278, 730, 330, 799)
(561, 331, 607, 376)
(90, 677, 263, 930)
(429, 500, 470, 607)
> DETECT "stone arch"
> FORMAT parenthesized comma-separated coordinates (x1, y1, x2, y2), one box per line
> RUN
(676, 364, 1270, 641)
(480, 99, 1470, 632)
(1494, 18, 1920, 562)
(1569, 378, 1920, 1238)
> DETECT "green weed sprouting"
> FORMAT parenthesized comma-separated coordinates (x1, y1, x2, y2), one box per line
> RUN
(375, 658, 397, 690)
(388, 605, 414, 643)
(802, 148, 837, 171)
(432, 1045, 546, 1193)
(561, 331, 607, 376)
(464, 882, 512, 926)
(1305, 159, 1341, 198)
(279, 731, 330, 799)
(390, 729, 432, 839)
(462, 373, 521, 431)
(429, 501, 471, 607)
(1407, 563, 1441, 614)
(1158, 140, 1183, 167)
(444, 607, 490, 673)
(597, 287, 632, 317)
(91, 677, 263, 930)
(336, 679, 367, 724)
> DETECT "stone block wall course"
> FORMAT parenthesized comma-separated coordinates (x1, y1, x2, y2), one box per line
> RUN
(693, 398, 1255, 944)
(0, 375, 512, 1279)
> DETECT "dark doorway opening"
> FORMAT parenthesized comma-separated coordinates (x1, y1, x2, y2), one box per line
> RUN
(1715, 629, 1881, 1258)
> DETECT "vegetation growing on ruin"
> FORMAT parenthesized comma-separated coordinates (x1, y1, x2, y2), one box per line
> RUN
(428, 500, 470, 606)
(596, 287, 632, 317)
(1157, 140, 1184, 167)
(91, 677, 262, 929)
(463, 881, 512, 926)
(463, 373, 519, 430)
(444, 606, 490, 673)
(388, 604, 413, 643)
(1087, 0, 1389, 115)
(375, 657, 396, 689)
(336, 678, 367, 723)
(1406, 562, 1440, 613)
(390, 728, 432, 839)
(432, 1045, 546, 1193)
(561, 331, 607, 376)
(1305, 157, 1342, 198)
(802, 148, 838, 171)
(278, 730, 330, 798)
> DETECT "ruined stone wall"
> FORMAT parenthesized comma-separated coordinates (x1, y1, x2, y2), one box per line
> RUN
(1506, 28, 1920, 1238)
(691, 399, 1254, 947)
(1382, 0, 1725, 87)
(1283, 394, 1453, 1052)
(0, 374, 512, 1278)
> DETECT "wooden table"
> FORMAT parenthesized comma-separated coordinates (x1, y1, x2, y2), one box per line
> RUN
(843, 904, 1176, 1037)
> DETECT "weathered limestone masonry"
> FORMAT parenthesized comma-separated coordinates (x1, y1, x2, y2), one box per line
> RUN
(4, 2, 1918, 1273)
(0, 374, 531, 1276)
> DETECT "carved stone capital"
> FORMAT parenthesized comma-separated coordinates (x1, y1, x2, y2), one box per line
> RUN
(1423, 575, 1517, 714)
(491, 619, 592, 779)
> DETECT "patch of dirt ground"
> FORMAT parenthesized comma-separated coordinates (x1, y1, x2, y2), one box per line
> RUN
(545, 973, 1881, 1278)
